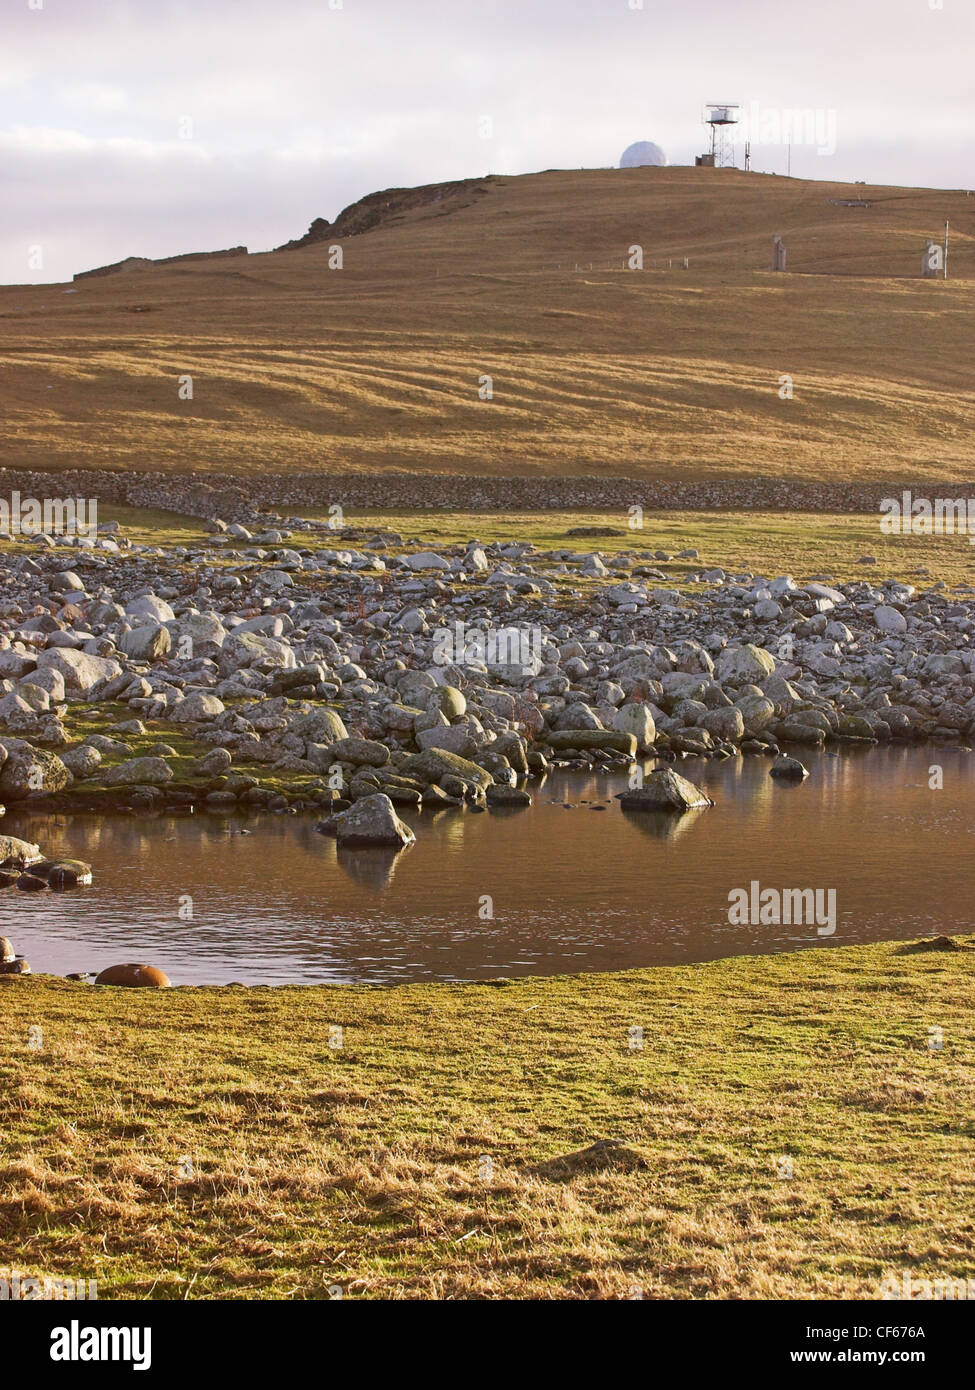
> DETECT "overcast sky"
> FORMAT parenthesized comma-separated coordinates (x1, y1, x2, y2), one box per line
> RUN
(2, 0, 971, 284)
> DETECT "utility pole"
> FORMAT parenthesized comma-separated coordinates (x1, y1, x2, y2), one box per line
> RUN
(944, 220, 949, 280)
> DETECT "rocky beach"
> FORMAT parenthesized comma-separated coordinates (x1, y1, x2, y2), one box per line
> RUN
(1, 501, 973, 981)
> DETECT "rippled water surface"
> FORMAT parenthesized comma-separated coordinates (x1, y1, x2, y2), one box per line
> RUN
(3, 746, 972, 985)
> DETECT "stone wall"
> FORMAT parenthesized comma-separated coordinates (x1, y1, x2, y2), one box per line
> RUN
(0, 466, 965, 523)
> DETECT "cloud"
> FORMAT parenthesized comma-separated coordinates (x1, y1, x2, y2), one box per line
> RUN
(2, 0, 972, 282)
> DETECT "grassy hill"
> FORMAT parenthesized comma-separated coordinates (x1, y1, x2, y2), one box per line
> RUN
(2, 167, 973, 485)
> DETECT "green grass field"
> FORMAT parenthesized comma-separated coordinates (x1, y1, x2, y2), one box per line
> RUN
(79, 504, 975, 590)
(2, 939, 972, 1300)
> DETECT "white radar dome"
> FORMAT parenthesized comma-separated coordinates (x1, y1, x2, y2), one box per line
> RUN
(619, 141, 668, 168)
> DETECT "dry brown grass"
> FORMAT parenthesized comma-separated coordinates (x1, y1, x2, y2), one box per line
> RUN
(1, 939, 973, 1299)
(1, 167, 973, 483)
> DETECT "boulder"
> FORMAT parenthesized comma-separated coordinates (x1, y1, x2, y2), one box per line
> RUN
(776, 722, 826, 745)
(402, 747, 494, 790)
(612, 702, 656, 752)
(0, 835, 42, 864)
(60, 744, 102, 778)
(0, 748, 73, 800)
(35, 648, 122, 697)
(770, 756, 809, 779)
(700, 706, 745, 742)
(31, 858, 93, 888)
(125, 595, 176, 622)
(735, 694, 777, 736)
(618, 769, 713, 812)
(547, 730, 637, 756)
(427, 685, 467, 720)
(491, 731, 529, 775)
(486, 784, 532, 807)
(167, 612, 228, 652)
(225, 631, 296, 670)
(415, 724, 477, 758)
(714, 643, 776, 685)
(403, 551, 451, 571)
(169, 692, 226, 724)
(95, 963, 171, 988)
(102, 757, 174, 786)
(119, 623, 172, 661)
(327, 737, 390, 767)
(330, 793, 416, 848)
(874, 604, 908, 635)
(288, 707, 349, 744)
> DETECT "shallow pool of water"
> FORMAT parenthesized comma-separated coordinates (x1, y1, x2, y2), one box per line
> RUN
(2, 746, 972, 985)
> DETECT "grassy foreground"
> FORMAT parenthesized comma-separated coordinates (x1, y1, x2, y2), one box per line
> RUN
(2, 940, 973, 1300)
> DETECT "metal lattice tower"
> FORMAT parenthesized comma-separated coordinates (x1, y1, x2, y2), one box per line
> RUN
(703, 103, 740, 169)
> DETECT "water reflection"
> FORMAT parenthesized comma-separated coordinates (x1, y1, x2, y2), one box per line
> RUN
(1, 745, 972, 986)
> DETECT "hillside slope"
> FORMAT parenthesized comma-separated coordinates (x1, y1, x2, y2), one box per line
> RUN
(1, 167, 973, 485)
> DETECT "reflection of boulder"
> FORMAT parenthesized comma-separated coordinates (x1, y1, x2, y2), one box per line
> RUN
(621, 806, 709, 841)
(336, 843, 404, 891)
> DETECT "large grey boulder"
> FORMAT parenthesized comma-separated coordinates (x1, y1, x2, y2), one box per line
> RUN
(167, 612, 228, 653)
(0, 746, 73, 800)
(0, 692, 48, 733)
(402, 747, 493, 790)
(0, 650, 37, 680)
(61, 744, 102, 778)
(35, 648, 122, 697)
(0, 834, 42, 864)
(288, 707, 349, 744)
(119, 624, 172, 661)
(330, 793, 416, 848)
(126, 594, 176, 622)
(328, 737, 390, 767)
(403, 551, 450, 571)
(700, 706, 745, 742)
(613, 702, 656, 752)
(735, 694, 777, 736)
(102, 757, 174, 786)
(225, 631, 296, 670)
(714, 643, 776, 685)
(874, 605, 908, 635)
(618, 768, 713, 812)
(169, 692, 226, 724)
(553, 702, 604, 731)
(415, 724, 477, 757)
